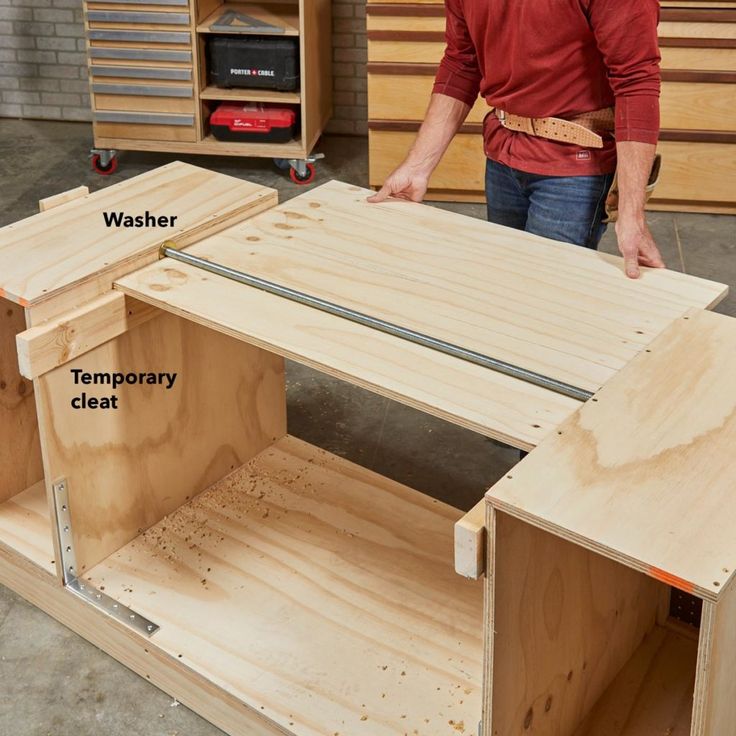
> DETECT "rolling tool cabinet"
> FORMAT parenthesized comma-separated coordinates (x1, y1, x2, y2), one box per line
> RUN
(0, 161, 734, 736)
(85, 0, 331, 183)
(367, 0, 736, 212)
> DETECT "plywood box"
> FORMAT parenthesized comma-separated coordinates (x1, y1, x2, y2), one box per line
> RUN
(0, 163, 733, 736)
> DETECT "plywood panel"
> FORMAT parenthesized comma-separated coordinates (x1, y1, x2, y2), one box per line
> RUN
(487, 511, 668, 736)
(654, 141, 736, 204)
(300, 0, 332, 151)
(115, 256, 579, 451)
(489, 309, 736, 601)
(661, 82, 736, 131)
(0, 298, 44, 504)
(84, 435, 484, 736)
(0, 481, 55, 574)
(660, 46, 736, 71)
(0, 162, 276, 310)
(36, 311, 287, 574)
(368, 73, 488, 122)
(368, 39, 445, 64)
(700, 583, 736, 734)
(154, 180, 725, 393)
(369, 130, 486, 192)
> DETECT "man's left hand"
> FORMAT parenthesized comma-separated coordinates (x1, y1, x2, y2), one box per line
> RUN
(615, 215, 665, 279)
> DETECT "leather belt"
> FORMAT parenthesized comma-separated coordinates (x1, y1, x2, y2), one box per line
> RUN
(493, 106, 615, 148)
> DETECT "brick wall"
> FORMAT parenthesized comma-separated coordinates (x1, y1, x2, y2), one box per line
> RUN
(0, 0, 91, 121)
(326, 0, 367, 136)
(0, 0, 368, 133)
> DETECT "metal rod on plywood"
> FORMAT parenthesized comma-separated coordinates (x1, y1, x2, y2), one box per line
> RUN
(159, 241, 594, 403)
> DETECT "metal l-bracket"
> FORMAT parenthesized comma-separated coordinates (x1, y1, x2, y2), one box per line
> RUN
(53, 479, 159, 637)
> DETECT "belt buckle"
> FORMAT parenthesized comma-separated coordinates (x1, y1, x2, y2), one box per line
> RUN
(496, 109, 506, 123)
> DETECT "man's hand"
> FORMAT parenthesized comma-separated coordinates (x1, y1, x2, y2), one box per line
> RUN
(615, 214, 665, 279)
(367, 93, 470, 205)
(367, 161, 431, 203)
(614, 140, 665, 279)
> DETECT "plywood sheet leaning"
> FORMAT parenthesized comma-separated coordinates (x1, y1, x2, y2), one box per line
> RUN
(0, 161, 277, 322)
(488, 308, 736, 602)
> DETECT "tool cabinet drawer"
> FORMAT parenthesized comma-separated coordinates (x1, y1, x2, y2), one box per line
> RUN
(93, 92, 194, 114)
(370, 129, 485, 198)
(89, 46, 193, 63)
(368, 72, 487, 123)
(90, 64, 192, 81)
(93, 111, 197, 141)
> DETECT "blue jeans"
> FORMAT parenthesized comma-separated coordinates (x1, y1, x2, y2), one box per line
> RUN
(485, 159, 614, 249)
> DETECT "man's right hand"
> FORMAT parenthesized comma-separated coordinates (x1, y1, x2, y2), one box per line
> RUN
(367, 161, 431, 203)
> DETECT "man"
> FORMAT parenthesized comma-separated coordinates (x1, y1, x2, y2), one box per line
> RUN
(369, 0, 666, 279)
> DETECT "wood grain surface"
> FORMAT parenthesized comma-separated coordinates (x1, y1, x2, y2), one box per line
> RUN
(487, 510, 671, 736)
(0, 481, 55, 574)
(84, 435, 484, 736)
(488, 309, 736, 601)
(0, 161, 276, 310)
(0, 298, 44, 504)
(36, 311, 286, 575)
(144, 180, 725, 393)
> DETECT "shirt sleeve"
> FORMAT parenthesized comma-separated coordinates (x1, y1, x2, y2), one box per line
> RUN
(587, 0, 661, 144)
(432, 0, 482, 107)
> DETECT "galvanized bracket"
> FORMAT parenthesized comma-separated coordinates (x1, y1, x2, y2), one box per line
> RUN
(53, 479, 159, 637)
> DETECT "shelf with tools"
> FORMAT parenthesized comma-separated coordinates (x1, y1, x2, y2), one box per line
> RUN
(85, 0, 331, 179)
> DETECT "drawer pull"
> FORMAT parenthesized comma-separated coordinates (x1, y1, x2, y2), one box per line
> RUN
(92, 66, 192, 81)
(94, 111, 194, 125)
(90, 47, 192, 62)
(88, 29, 190, 42)
(87, 10, 190, 24)
(92, 83, 193, 97)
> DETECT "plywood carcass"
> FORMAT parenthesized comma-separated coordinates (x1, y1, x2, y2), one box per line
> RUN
(0, 162, 733, 736)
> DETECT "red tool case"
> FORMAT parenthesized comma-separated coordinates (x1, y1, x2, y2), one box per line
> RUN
(209, 103, 298, 143)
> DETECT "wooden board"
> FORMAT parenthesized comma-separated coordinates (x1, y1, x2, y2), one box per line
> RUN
(0, 297, 44, 504)
(134, 180, 725, 393)
(486, 509, 670, 736)
(16, 292, 159, 379)
(569, 626, 697, 736)
(300, 0, 333, 152)
(488, 309, 736, 602)
(38, 186, 89, 213)
(0, 538, 287, 736)
(0, 481, 55, 575)
(0, 162, 276, 314)
(699, 583, 736, 734)
(115, 254, 579, 450)
(84, 435, 484, 736)
(35, 311, 287, 575)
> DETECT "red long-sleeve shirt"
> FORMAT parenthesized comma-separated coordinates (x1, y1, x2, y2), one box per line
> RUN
(432, 0, 661, 176)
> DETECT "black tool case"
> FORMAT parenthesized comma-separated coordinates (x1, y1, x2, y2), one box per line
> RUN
(207, 37, 300, 91)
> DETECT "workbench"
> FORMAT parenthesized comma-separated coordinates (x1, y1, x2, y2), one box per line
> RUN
(0, 162, 733, 736)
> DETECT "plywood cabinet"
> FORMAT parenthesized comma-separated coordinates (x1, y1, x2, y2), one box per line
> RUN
(367, 0, 736, 213)
(0, 164, 733, 736)
(84, 0, 332, 172)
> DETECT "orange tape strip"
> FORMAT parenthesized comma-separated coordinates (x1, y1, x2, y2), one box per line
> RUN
(648, 566, 695, 593)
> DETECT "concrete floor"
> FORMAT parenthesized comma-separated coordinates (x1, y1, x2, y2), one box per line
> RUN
(0, 119, 734, 736)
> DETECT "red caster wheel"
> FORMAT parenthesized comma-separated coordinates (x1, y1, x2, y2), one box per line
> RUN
(91, 153, 118, 176)
(289, 163, 315, 185)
